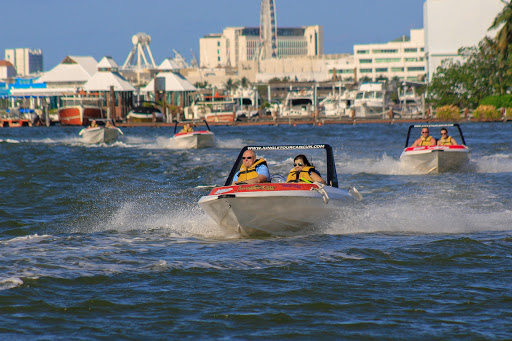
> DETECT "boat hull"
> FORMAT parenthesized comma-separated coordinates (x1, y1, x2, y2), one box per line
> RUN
(204, 112, 235, 123)
(400, 145, 470, 173)
(171, 131, 215, 149)
(199, 183, 361, 236)
(79, 127, 122, 144)
(59, 106, 103, 126)
(126, 112, 164, 123)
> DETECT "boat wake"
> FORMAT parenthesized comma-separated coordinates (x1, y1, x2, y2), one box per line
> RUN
(338, 152, 512, 175)
(324, 200, 512, 235)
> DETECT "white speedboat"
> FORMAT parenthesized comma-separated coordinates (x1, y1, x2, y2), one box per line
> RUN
(79, 121, 123, 144)
(400, 124, 470, 173)
(198, 144, 363, 237)
(170, 121, 215, 148)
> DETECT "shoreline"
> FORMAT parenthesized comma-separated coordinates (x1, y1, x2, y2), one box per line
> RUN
(115, 117, 510, 128)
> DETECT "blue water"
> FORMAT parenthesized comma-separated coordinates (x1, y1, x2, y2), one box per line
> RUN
(1, 122, 511, 340)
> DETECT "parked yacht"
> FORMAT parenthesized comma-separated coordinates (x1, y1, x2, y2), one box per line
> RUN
(351, 83, 392, 118)
(280, 88, 314, 118)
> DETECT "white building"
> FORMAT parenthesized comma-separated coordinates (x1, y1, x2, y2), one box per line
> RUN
(200, 26, 323, 68)
(5, 48, 43, 76)
(0, 60, 17, 80)
(424, 0, 504, 81)
(352, 28, 426, 82)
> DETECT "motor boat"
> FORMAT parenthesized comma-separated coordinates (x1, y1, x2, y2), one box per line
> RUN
(170, 120, 215, 149)
(198, 144, 363, 237)
(400, 123, 470, 173)
(79, 119, 123, 144)
(58, 95, 105, 126)
(126, 102, 164, 123)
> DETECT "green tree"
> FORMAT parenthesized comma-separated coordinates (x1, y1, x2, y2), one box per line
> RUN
(489, 1, 512, 59)
(428, 39, 507, 108)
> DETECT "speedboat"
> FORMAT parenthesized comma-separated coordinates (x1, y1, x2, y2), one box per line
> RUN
(126, 102, 164, 123)
(400, 123, 470, 173)
(79, 120, 123, 144)
(170, 120, 215, 148)
(198, 144, 363, 237)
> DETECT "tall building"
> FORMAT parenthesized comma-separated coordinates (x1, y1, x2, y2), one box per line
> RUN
(424, 0, 504, 81)
(352, 29, 426, 82)
(4, 48, 43, 76)
(200, 26, 323, 68)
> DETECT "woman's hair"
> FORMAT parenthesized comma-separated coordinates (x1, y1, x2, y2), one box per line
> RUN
(294, 154, 312, 167)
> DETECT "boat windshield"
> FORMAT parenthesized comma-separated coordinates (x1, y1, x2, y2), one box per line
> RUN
(225, 145, 338, 187)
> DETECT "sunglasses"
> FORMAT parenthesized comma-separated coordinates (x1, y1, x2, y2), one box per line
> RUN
(294, 162, 304, 167)
(242, 157, 253, 160)
(422, 131, 429, 134)
(441, 132, 447, 135)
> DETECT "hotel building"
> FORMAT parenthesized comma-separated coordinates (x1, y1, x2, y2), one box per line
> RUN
(348, 28, 426, 82)
(424, 0, 504, 81)
(200, 26, 323, 68)
(4, 48, 44, 76)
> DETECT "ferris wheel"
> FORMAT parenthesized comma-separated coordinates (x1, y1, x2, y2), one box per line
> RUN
(122, 32, 157, 69)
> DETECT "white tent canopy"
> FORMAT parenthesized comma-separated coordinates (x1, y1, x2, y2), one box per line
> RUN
(36, 56, 98, 84)
(141, 72, 196, 93)
(83, 57, 135, 92)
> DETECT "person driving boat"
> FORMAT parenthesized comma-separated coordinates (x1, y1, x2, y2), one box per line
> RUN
(233, 150, 270, 185)
(437, 127, 458, 145)
(179, 123, 194, 134)
(89, 120, 98, 128)
(412, 128, 436, 147)
(286, 154, 326, 184)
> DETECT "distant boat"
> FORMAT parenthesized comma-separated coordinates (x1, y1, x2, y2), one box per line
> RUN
(351, 83, 392, 118)
(126, 102, 164, 123)
(170, 120, 215, 149)
(79, 119, 123, 144)
(58, 96, 105, 126)
(280, 88, 314, 118)
(400, 123, 470, 173)
(184, 93, 235, 123)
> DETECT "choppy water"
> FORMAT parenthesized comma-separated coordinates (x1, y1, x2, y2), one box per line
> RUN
(1, 122, 511, 340)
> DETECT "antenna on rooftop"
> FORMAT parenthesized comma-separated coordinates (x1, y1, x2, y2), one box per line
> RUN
(190, 49, 199, 68)
(122, 33, 157, 69)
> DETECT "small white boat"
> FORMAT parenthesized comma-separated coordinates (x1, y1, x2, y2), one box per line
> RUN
(79, 122, 123, 144)
(198, 144, 363, 237)
(170, 121, 215, 148)
(400, 124, 470, 173)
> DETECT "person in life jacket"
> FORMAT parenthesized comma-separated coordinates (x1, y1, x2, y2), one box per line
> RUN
(286, 154, 326, 184)
(232, 149, 270, 185)
(412, 127, 436, 146)
(179, 123, 194, 134)
(437, 127, 458, 145)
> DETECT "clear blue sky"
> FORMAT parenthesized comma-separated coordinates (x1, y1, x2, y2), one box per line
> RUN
(1, 0, 424, 71)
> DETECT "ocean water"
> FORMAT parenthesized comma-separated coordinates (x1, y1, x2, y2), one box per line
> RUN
(0, 122, 511, 340)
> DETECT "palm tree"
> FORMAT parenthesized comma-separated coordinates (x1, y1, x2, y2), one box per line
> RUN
(489, 1, 512, 59)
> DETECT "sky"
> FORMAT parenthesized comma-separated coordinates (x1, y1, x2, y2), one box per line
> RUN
(1, 0, 424, 71)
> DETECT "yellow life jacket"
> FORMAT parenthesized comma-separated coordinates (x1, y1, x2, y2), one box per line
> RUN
(237, 158, 267, 182)
(438, 136, 452, 145)
(419, 135, 433, 146)
(286, 166, 315, 183)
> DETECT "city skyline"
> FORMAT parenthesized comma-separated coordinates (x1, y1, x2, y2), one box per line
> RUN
(2, 0, 424, 71)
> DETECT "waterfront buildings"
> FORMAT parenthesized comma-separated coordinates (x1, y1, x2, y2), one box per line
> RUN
(424, 0, 504, 81)
(352, 29, 426, 82)
(4, 48, 43, 76)
(200, 26, 323, 68)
